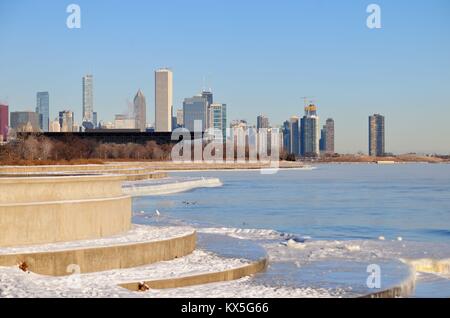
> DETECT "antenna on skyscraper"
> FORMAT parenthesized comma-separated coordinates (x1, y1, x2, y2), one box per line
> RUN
(202, 76, 206, 92)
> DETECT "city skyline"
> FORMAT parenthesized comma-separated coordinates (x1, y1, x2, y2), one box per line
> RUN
(1, 1, 449, 153)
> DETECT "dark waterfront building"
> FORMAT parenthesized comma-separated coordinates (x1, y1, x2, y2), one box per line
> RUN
(369, 114, 385, 156)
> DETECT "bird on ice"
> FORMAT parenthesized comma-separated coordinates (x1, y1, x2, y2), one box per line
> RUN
(155, 210, 161, 217)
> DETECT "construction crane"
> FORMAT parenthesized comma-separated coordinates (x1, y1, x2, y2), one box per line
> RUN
(300, 96, 316, 108)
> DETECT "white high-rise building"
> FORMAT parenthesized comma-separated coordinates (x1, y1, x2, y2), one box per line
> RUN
(176, 109, 184, 127)
(82, 75, 94, 124)
(155, 68, 173, 132)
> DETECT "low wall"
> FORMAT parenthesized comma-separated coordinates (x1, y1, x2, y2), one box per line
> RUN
(0, 231, 196, 276)
(0, 163, 153, 174)
(119, 258, 267, 291)
(0, 175, 126, 204)
(0, 175, 132, 247)
(123, 178, 222, 197)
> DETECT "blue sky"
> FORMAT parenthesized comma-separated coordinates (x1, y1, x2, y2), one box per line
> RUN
(0, 0, 449, 153)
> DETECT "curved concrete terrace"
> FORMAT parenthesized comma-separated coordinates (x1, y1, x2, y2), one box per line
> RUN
(0, 226, 196, 276)
(0, 175, 131, 247)
(119, 232, 268, 292)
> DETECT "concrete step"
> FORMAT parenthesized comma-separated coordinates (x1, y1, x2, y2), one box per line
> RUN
(0, 225, 196, 276)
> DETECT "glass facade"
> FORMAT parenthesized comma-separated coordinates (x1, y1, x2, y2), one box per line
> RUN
(183, 95, 208, 132)
(36, 91, 49, 132)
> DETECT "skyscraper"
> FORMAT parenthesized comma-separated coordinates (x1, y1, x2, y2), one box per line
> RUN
(257, 115, 269, 131)
(0, 104, 8, 141)
(155, 68, 173, 132)
(289, 116, 300, 155)
(202, 89, 213, 128)
(209, 103, 227, 140)
(282, 120, 290, 152)
(300, 104, 320, 157)
(93, 112, 98, 128)
(201, 90, 213, 107)
(59, 110, 74, 132)
(82, 74, 94, 127)
(183, 95, 208, 132)
(133, 89, 147, 132)
(320, 118, 335, 155)
(176, 109, 184, 127)
(10, 111, 40, 132)
(369, 114, 385, 156)
(36, 92, 49, 132)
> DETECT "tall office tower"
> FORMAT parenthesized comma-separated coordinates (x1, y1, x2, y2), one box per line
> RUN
(201, 90, 213, 107)
(282, 120, 291, 152)
(133, 89, 147, 132)
(10, 111, 40, 132)
(257, 115, 269, 131)
(176, 109, 184, 127)
(289, 116, 300, 155)
(82, 74, 94, 125)
(324, 118, 335, 154)
(209, 103, 227, 140)
(320, 118, 335, 154)
(155, 68, 173, 132)
(183, 95, 208, 132)
(93, 112, 98, 128)
(0, 104, 8, 141)
(369, 114, 385, 156)
(201, 89, 213, 128)
(36, 92, 49, 132)
(300, 104, 320, 157)
(59, 110, 74, 132)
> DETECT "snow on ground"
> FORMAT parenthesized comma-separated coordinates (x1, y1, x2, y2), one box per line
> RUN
(0, 249, 335, 298)
(0, 225, 195, 255)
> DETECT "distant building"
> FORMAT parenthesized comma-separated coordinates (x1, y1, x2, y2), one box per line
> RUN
(93, 112, 98, 128)
(300, 104, 320, 157)
(99, 121, 114, 129)
(282, 120, 290, 153)
(0, 104, 8, 141)
(369, 114, 385, 156)
(73, 122, 80, 133)
(171, 116, 177, 132)
(134, 89, 146, 132)
(114, 114, 135, 129)
(10, 111, 40, 132)
(201, 90, 213, 128)
(209, 103, 227, 140)
(319, 118, 335, 155)
(289, 116, 300, 155)
(230, 119, 248, 147)
(155, 68, 173, 132)
(183, 95, 208, 132)
(49, 119, 61, 132)
(36, 92, 49, 132)
(59, 110, 74, 132)
(257, 115, 269, 131)
(176, 109, 184, 127)
(201, 90, 213, 107)
(82, 75, 94, 125)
